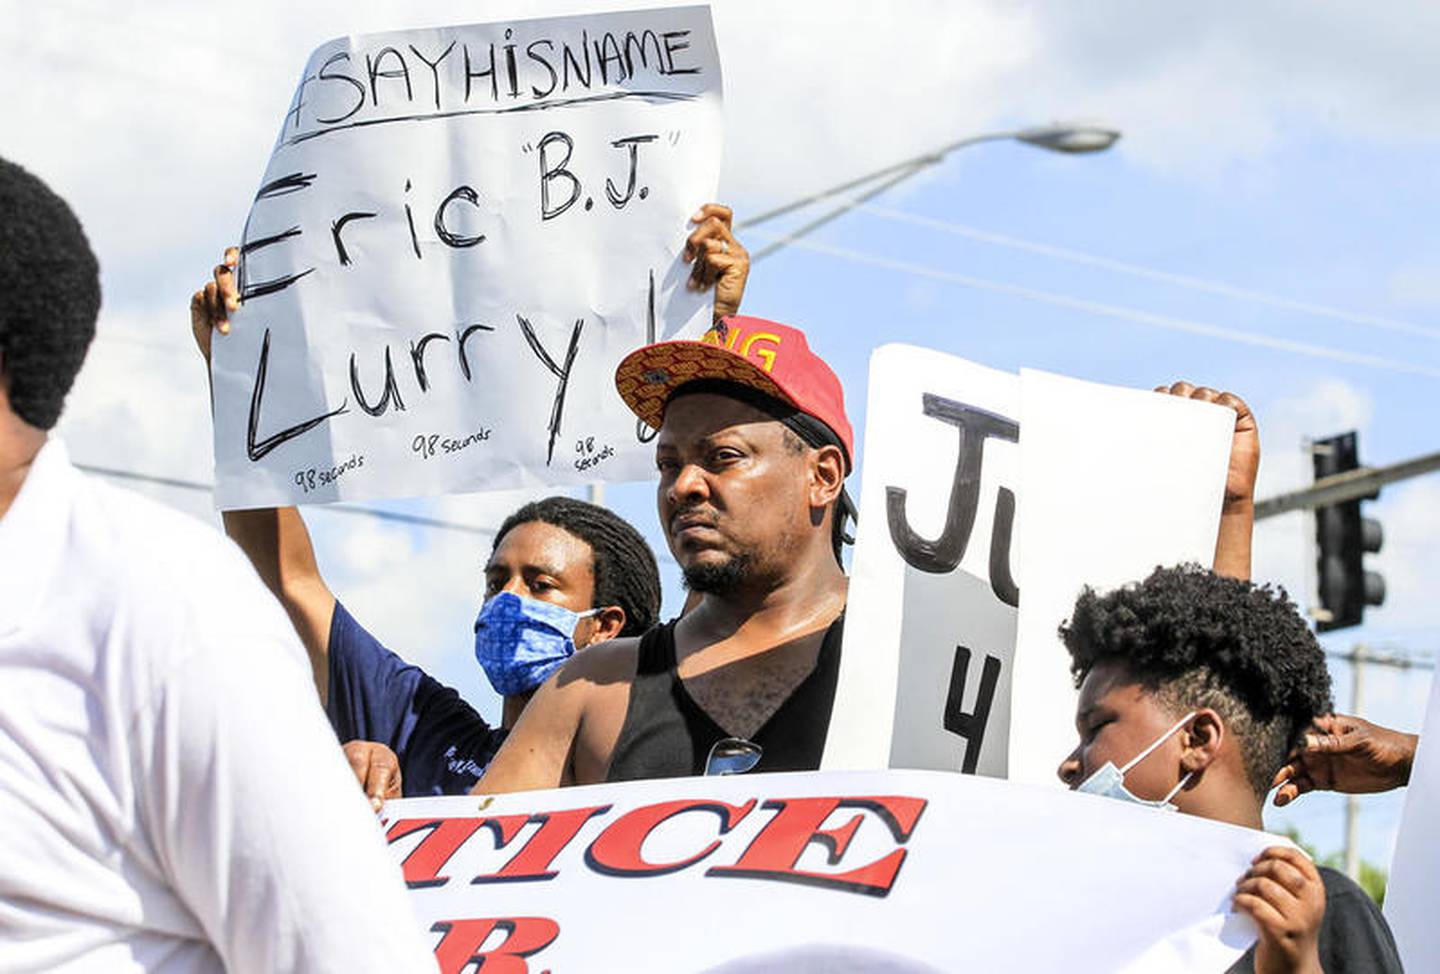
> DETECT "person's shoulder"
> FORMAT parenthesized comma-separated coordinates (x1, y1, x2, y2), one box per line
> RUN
(1314, 866, 1403, 972)
(554, 630, 647, 688)
(1316, 865, 1377, 907)
(97, 482, 268, 590)
(75, 477, 296, 648)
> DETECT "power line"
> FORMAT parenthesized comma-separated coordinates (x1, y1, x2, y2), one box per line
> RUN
(856, 204, 1440, 342)
(94, 333, 193, 356)
(77, 462, 686, 569)
(749, 232, 1440, 380)
(77, 463, 497, 536)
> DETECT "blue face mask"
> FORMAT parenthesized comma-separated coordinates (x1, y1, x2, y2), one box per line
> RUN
(1076, 712, 1196, 811)
(473, 591, 598, 697)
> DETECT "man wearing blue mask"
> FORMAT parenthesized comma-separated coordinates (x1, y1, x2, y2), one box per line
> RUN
(1057, 564, 1402, 974)
(337, 496, 662, 797)
(186, 486, 660, 801)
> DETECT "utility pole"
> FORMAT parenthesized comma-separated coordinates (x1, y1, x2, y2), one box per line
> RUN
(1325, 646, 1435, 882)
(1344, 645, 1366, 882)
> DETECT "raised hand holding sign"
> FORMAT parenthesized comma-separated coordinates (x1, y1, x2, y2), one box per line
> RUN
(208, 8, 723, 508)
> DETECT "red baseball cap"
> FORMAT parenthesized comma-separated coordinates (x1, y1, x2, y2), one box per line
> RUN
(614, 315, 854, 470)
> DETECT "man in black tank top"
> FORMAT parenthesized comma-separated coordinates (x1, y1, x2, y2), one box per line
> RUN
(478, 317, 857, 791)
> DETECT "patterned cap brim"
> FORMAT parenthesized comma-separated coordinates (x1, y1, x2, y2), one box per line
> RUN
(615, 341, 793, 431)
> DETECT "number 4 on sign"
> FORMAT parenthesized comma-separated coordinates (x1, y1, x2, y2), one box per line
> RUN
(944, 645, 1001, 774)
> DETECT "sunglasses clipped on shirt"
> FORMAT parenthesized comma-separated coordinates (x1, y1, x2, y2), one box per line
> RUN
(704, 737, 763, 776)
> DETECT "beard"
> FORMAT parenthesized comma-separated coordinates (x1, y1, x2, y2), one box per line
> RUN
(681, 550, 756, 595)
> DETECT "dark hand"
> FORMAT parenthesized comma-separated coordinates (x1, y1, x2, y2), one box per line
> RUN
(1234, 846, 1325, 974)
(684, 203, 749, 321)
(1154, 381, 1259, 509)
(343, 739, 403, 810)
(1272, 713, 1418, 805)
(189, 246, 240, 366)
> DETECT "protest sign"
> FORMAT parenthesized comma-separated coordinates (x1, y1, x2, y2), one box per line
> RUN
(384, 769, 1269, 972)
(822, 345, 1232, 780)
(822, 345, 1021, 776)
(1006, 368, 1233, 783)
(209, 7, 722, 509)
(1383, 669, 1440, 970)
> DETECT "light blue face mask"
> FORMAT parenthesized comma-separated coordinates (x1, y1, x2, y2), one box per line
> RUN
(1076, 711, 1196, 811)
(473, 591, 598, 697)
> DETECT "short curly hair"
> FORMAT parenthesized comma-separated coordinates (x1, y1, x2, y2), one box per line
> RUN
(0, 157, 101, 430)
(493, 497, 661, 637)
(1059, 564, 1333, 797)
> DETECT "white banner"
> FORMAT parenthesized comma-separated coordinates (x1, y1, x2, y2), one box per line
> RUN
(1383, 669, 1439, 971)
(383, 770, 1271, 972)
(822, 345, 1232, 780)
(211, 7, 722, 509)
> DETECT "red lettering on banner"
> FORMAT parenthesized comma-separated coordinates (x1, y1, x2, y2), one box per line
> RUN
(706, 795, 928, 897)
(585, 798, 758, 877)
(472, 805, 611, 884)
(387, 817, 523, 889)
(431, 916, 560, 974)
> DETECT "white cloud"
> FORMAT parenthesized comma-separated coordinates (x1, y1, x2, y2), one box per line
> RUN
(11, 0, 1440, 291)
(55, 308, 216, 520)
(1374, 477, 1440, 637)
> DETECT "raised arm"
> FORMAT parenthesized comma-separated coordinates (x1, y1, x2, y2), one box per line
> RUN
(191, 249, 338, 702)
(474, 635, 639, 794)
(1156, 382, 1258, 581)
(474, 666, 588, 794)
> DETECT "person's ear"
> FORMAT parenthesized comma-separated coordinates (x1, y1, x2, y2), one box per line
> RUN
(581, 605, 627, 647)
(807, 443, 846, 509)
(1180, 709, 1225, 774)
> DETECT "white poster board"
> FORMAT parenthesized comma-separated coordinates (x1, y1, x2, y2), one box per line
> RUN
(822, 345, 1021, 777)
(382, 770, 1273, 972)
(1383, 669, 1440, 971)
(210, 8, 722, 509)
(823, 345, 1232, 781)
(1007, 368, 1234, 783)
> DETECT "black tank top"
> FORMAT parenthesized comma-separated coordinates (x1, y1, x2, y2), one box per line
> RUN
(605, 615, 845, 782)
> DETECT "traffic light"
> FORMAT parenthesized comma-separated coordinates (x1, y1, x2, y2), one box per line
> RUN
(1312, 432, 1385, 631)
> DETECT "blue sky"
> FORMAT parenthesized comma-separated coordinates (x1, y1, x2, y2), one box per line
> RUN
(9, 0, 1438, 874)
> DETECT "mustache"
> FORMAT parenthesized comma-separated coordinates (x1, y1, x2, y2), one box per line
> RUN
(668, 507, 720, 533)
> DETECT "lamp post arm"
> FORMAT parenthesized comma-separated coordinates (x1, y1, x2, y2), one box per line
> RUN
(736, 130, 1021, 231)
(751, 161, 929, 261)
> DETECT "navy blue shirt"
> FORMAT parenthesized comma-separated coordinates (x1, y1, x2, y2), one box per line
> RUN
(325, 602, 506, 796)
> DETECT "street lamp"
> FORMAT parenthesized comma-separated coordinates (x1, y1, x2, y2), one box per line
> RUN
(741, 123, 1121, 261)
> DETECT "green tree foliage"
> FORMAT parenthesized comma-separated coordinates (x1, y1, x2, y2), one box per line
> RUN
(1280, 826, 1388, 905)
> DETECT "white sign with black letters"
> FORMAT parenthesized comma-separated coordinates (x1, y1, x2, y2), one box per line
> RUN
(823, 345, 1021, 777)
(210, 7, 722, 508)
(823, 345, 1232, 781)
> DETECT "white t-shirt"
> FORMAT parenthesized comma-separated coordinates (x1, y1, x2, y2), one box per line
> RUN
(0, 439, 436, 973)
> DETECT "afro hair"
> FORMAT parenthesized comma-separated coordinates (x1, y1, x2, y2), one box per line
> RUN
(0, 157, 100, 430)
(1059, 563, 1333, 797)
